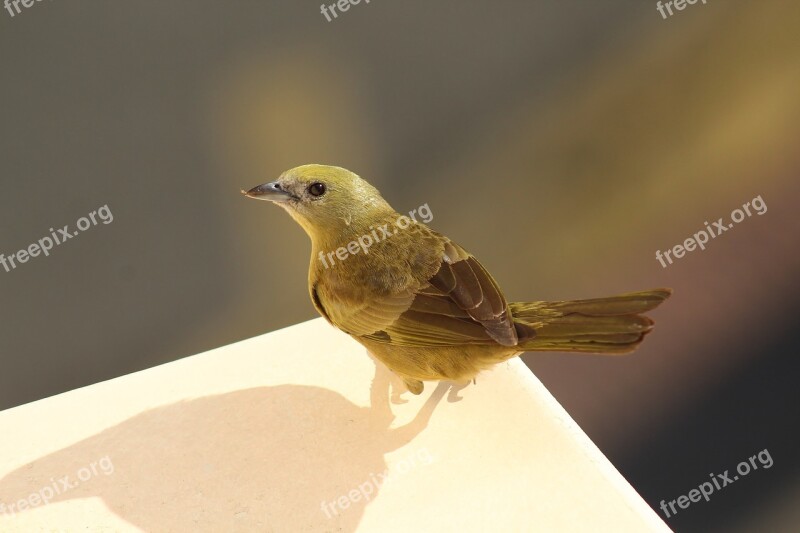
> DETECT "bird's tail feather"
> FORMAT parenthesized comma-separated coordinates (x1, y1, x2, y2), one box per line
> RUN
(511, 288, 671, 354)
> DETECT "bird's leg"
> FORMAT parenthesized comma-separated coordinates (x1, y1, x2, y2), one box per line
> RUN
(401, 377, 423, 395)
(391, 380, 409, 404)
(447, 380, 471, 402)
(387, 375, 424, 404)
(367, 351, 396, 423)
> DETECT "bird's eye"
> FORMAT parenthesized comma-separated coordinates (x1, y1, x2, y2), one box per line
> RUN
(308, 182, 326, 197)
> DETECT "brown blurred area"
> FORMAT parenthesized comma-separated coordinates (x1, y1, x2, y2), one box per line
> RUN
(1, 1, 798, 530)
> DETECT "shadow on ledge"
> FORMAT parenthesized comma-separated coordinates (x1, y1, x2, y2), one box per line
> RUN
(0, 361, 448, 531)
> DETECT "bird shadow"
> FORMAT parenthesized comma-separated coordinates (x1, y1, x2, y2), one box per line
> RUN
(0, 356, 450, 532)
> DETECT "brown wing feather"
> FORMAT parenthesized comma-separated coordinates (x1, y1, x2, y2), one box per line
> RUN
(363, 241, 534, 347)
(311, 221, 534, 347)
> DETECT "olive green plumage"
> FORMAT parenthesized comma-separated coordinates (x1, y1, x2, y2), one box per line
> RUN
(244, 164, 671, 395)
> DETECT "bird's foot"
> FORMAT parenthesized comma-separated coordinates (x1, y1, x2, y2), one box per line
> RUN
(447, 381, 471, 402)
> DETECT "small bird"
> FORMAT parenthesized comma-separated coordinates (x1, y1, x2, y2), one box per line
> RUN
(243, 164, 671, 395)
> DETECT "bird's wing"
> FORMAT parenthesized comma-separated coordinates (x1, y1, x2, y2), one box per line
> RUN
(365, 240, 533, 346)
(315, 234, 527, 348)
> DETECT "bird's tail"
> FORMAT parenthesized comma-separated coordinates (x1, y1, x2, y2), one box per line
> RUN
(511, 288, 671, 354)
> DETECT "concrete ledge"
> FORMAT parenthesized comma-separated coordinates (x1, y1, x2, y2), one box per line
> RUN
(0, 318, 670, 532)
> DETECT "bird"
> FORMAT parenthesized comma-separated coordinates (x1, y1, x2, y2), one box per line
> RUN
(243, 164, 671, 395)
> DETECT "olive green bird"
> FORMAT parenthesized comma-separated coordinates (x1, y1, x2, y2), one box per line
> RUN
(243, 164, 671, 395)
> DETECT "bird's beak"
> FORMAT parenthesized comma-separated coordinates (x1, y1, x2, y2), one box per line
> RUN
(241, 181, 293, 202)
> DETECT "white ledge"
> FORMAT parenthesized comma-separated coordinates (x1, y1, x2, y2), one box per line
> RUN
(0, 318, 670, 532)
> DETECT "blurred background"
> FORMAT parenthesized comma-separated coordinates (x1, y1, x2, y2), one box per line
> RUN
(1, 0, 798, 531)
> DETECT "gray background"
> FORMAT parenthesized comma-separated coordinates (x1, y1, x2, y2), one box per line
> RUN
(1, 1, 799, 531)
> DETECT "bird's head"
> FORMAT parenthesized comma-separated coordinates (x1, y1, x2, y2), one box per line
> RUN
(242, 164, 394, 242)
